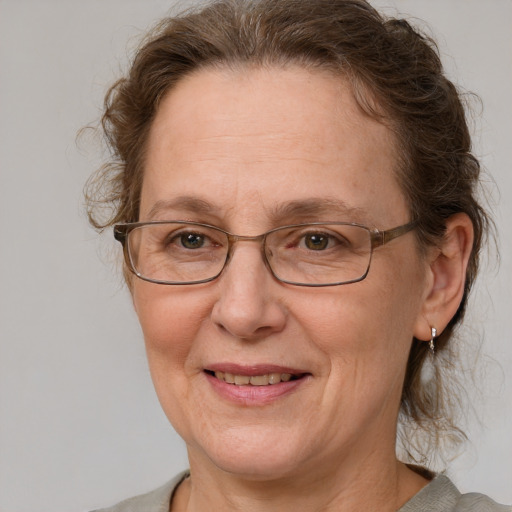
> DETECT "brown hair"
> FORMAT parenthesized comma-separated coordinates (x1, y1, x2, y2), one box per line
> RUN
(86, 0, 490, 467)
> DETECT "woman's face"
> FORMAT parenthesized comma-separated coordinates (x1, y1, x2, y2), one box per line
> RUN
(133, 66, 432, 480)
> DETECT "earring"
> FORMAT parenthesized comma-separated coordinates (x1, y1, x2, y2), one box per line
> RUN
(429, 327, 437, 355)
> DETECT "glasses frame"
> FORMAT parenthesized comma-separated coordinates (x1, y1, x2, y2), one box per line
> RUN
(113, 220, 417, 287)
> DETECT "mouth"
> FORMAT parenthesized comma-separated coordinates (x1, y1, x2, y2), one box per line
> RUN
(205, 370, 305, 386)
(204, 364, 310, 404)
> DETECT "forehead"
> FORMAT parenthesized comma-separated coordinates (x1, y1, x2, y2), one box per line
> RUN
(142, 65, 408, 228)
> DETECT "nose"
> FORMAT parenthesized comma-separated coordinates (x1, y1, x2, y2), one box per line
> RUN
(211, 243, 287, 341)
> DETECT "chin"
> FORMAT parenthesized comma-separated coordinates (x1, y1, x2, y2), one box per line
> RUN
(189, 425, 309, 480)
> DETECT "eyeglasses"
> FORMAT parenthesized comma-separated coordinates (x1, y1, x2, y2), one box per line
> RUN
(113, 220, 417, 287)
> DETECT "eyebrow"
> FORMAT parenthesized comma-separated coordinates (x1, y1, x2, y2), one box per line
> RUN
(146, 196, 221, 220)
(268, 198, 370, 224)
(145, 195, 370, 225)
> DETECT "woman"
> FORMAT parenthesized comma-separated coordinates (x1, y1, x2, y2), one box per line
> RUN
(87, 0, 508, 510)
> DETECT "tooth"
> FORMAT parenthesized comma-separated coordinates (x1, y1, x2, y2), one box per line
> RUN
(268, 373, 281, 384)
(250, 375, 270, 386)
(234, 375, 250, 385)
(213, 371, 296, 386)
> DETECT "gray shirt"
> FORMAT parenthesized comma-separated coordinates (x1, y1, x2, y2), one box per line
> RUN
(92, 471, 510, 512)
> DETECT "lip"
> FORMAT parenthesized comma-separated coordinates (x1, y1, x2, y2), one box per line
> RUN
(204, 363, 311, 406)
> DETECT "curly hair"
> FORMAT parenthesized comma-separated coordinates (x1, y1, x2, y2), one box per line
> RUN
(85, 0, 491, 468)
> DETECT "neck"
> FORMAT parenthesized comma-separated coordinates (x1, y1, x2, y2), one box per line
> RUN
(172, 452, 428, 512)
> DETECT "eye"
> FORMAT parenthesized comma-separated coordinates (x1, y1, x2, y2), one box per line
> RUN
(164, 227, 225, 251)
(278, 227, 352, 253)
(303, 233, 330, 250)
(179, 232, 206, 249)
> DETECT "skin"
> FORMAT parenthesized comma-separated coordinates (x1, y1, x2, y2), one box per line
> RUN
(132, 65, 473, 512)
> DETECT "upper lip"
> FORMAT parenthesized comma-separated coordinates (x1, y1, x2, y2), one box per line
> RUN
(205, 363, 309, 376)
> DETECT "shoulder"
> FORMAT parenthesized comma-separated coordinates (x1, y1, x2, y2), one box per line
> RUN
(400, 474, 510, 512)
(90, 471, 189, 512)
(455, 492, 511, 512)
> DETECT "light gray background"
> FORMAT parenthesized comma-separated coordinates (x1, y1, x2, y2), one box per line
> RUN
(0, 1, 510, 511)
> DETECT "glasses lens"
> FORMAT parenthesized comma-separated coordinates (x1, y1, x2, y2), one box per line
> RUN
(127, 223, 228, 284)
(266, 224, 372, 285)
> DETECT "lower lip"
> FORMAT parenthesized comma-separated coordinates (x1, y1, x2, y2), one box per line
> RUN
(205, 372, 308, 405)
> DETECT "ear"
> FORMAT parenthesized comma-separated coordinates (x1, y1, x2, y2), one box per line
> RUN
(413, 213, 474, 341)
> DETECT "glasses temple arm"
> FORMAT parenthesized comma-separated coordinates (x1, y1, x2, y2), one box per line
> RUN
(372, 220, 418, 248)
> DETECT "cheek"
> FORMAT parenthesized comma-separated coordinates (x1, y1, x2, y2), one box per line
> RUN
(299, 253, 427, 385)
(132, 283, 217, 437)
(133, 283, 211, 371)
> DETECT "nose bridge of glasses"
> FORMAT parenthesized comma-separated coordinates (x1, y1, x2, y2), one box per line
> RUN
(226, 232, 268, 252)
(227, 232, 266, 242)
(224, 232, 270, 265)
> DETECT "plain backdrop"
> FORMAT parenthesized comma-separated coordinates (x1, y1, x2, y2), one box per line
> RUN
(0, 1, 510, 511)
